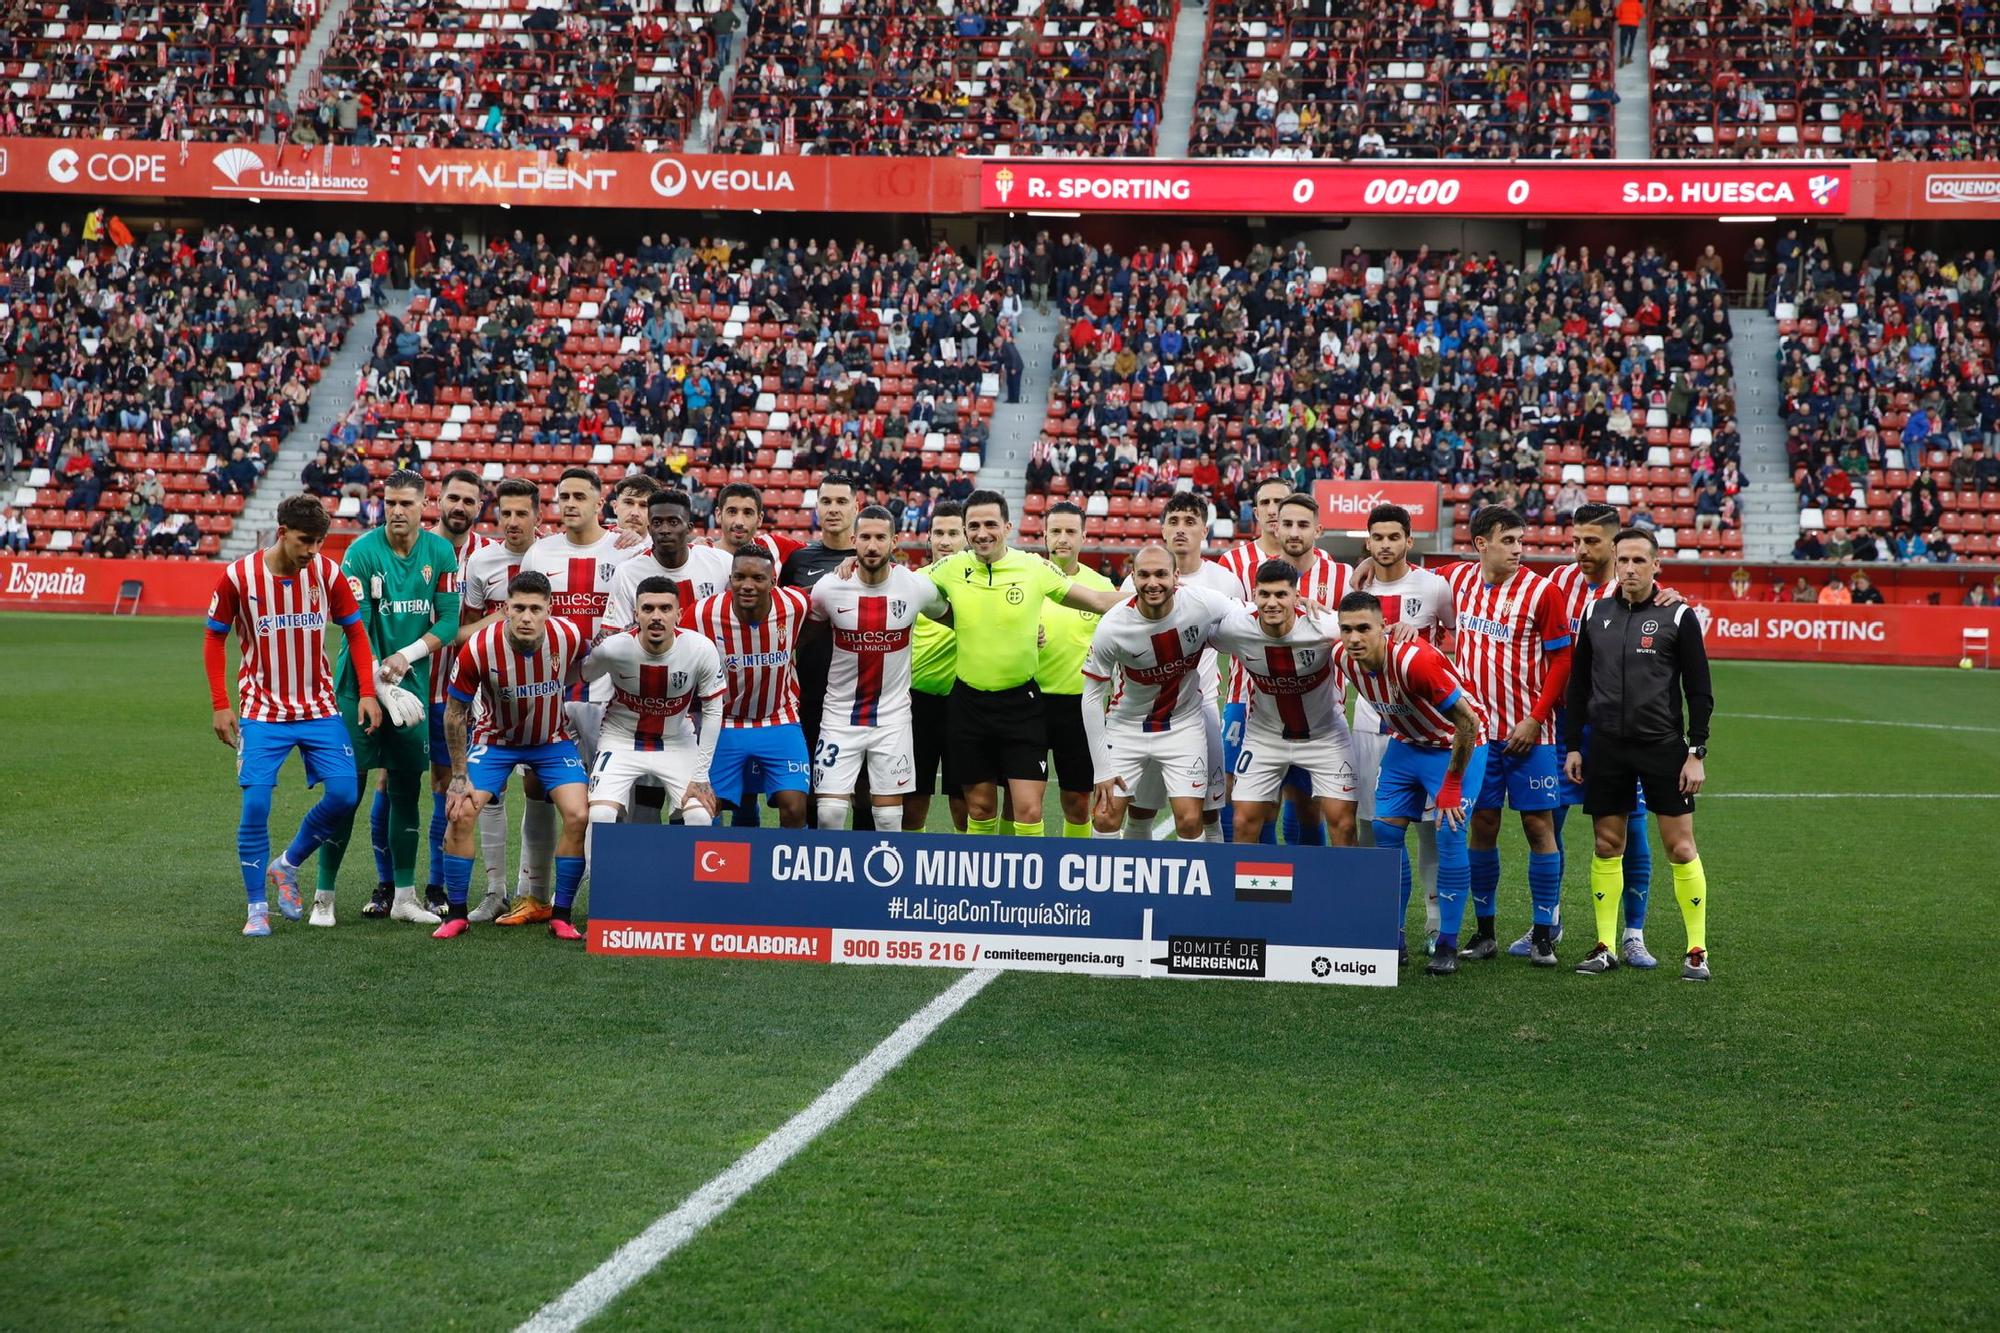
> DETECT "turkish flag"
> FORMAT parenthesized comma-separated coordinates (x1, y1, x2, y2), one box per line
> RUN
(693, 841, 751, 884)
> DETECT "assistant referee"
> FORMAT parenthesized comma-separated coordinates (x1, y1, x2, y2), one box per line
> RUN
(1563, 527, 1716, 981)
(924, 489, 1120, 838)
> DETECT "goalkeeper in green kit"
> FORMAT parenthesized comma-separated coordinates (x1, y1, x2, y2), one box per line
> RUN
(314, 470, 461, 927)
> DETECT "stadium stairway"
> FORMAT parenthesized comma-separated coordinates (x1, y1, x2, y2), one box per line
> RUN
(284, 0, 355, 114)
(1154, 0, 1208, 159)
(688, 1, 751, 152)
(981, 306, 1061, 518)
(220, 303, 391, 559)
(1615, 29, 1650, 158)
(1727, 307, 1795, 560)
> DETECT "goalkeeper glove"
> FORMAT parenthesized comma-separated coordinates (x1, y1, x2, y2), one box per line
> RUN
(375, 667, 428, 729)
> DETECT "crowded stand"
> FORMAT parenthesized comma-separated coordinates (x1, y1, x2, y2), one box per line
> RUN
(0, 0, 316, 141)
(1190, 0, 1617, 159)
(313, 0, 729, 151)
(1649, 0, 2000, 161)
(1021, 234, 1744, 556)
(717, 0, 1174, 156)
(1774, 239, 2000, 562)
(4, 220, 366, 558)
(315, 231, 1008, 537)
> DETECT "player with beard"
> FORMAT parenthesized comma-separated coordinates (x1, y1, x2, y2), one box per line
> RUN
(708, 481, 803, 825)
(1217, 476, 1295, 841)
(781, 474, 860, 827)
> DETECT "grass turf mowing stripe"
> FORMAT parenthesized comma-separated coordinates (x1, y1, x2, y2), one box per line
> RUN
(518, 968, 1001, 1333)
(1705, 792, 2000, 799)
(1723, 712, 2000, 734)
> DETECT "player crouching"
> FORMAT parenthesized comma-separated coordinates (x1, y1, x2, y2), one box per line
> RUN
(437, 572, 592, 940)
(582, 578, 726, 851)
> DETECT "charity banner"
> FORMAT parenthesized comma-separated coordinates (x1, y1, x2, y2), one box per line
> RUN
(1689, 599, 1999, 668)
(980, 159, 1857, 216)
(1314, 481, 1442, 534)
(586, 826, 1404, 986)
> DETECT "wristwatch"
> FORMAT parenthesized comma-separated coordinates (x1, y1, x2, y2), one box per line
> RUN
(1687, 744, 1707, 759)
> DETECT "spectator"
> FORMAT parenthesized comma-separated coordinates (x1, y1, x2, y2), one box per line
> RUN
(1791, 575, 1817, 603)
(1743, 238, 1771, 309)
(0, 504, 28, 553)
(1850, 529, 1882, 562)
(1818, 574, 1852, 605)
(1851, 572, 1885, 604)
(1792, 529, 1826, 560)
(1617, 0, 1645, 65)
(1965, 584, 1991, 607)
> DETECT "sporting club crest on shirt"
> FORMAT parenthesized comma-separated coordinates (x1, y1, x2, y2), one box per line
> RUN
(307, 584, 321, 608)
(421, 563, 434, 583)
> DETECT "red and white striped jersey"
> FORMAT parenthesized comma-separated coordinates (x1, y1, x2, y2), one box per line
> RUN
(809, 566, 944, 728)
(1084, 586, 1233, 734)
(208, 550, 360, 722)
(1349, 564, 1456, 735)
(1221, 547, 1346, 703)
(460, 539, 532, 621)
(1208, 604, 1349, 744)
(1336, 638, 1485, 750)
(1218, 538, 1284, 601)
(522, 530, 644, 703)
(708, 532, 803, 564)
(587, 628, 725, 753)
(430, 529, 492, 704)
(449, 616, 588, 747)
(1441, 564, 1571, 743)
(1545, 562, 1675, 635)
(607, 544, 734, 631)
(689, 586, 813, 728)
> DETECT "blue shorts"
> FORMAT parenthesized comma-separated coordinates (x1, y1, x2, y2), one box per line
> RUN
(1474, 741, 1562, 812)
(466, 740, 586, 797)
(1374, 738, 1490, 823)
(237, 715, 358, 790)
(428, 702, 451, 767)
(711, 723, 811, 805)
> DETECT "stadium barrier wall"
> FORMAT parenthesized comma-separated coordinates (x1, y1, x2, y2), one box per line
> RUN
(2, 140, 1996, 218)
(0, 555, 221, 615)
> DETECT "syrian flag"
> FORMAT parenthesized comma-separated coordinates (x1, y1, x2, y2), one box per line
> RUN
(1234, 862, 1294, 903)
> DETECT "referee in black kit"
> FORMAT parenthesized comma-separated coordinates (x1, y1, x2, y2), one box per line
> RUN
(1563, 528, 1716, 981)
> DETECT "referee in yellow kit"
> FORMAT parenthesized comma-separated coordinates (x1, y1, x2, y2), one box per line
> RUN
(924, 490, 1121, 836)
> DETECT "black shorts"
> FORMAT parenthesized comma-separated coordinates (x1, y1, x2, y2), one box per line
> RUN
(1584, 735, 1694, 818)
(948, 680, 1048, 786)
(912, 689, 962, 796)
(1041, 691, 1094, 793)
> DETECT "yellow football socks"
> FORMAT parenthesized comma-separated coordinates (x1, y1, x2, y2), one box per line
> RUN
(967, 815, 1000, 836)
(1062, 819, 1092, 839)
(1011, 819, 1046, 839)
(1591, 855, 1623, 949)
(1672, 856, 1708, 953)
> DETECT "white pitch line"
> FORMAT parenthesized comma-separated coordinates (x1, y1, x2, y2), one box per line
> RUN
(518, 968, 1000, 1333)
(1707, 792, 2000, 800)
(1724, 712, 2000, 735)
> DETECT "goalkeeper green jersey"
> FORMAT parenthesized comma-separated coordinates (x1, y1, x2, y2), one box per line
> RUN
(1034, 560, 1114, 695)
(334, 527, 461, 702)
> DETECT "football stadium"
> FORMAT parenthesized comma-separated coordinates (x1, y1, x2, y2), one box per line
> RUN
(2, 0, 1998, 1323)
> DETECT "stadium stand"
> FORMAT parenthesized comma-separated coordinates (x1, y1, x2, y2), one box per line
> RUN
(0, 0, 316, 141)
(1650, 0, 2000, 161)
(716, 0, 1174, 156)
(1020, 234, 1746, 556)
(1775, 240, 2000, 562)
(1190, 0, 1618, 159)
(321, 233, 1008, 536)
(4, 221, 365, 558)
(314, 0, 729, 151)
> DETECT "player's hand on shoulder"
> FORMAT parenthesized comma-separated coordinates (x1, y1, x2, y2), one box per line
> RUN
(1655, 585, 1685, 606)
(1388, 619, 1421, 644)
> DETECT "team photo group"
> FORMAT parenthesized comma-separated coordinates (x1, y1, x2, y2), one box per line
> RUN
(206, 465, 1715, 980)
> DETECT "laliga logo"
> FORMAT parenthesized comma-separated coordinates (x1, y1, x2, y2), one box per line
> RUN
(651, 158, 688, 197)
(994, 165, 1016, 203)
(47, 147, 79, 183)
(863, 840, 905, 889)
(1808, 173, 1839, 207)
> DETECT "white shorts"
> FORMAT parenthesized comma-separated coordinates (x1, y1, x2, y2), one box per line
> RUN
(1132, 708, 1226, 811)
(1352, 727, 1436, 824)
(1113, 723, 1214, 805)
(588, 746, 698, 812)
(813, 718, 916, 796)
(1233, 730, 1359, 805)
(564, 700, 606, 770)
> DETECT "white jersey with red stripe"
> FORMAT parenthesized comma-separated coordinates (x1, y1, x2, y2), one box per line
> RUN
(1208, 604, 1349, 744)
(1336, 638, 1484, 750)
(522, 530, 644, 703)
(606, 544, 734, 631)
(1441, 563, 1571, 743)
(208, 551, 361, 722)
(1349, 564, 1456, 735)
(1219, 547, 1346, 703)
(689, 586, 813, 727)
(429, 529, 492, 704)
(808, 566, 944, 729)
(591, 628, 725, 753)
(460, 539, 532, 621)
(1084, 586, 1233, 734)
(450, 616, 588, 746)
(1123, 559, 1241, 709)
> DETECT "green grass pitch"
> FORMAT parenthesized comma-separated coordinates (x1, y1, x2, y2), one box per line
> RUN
(1, 612, 1995, 1327)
